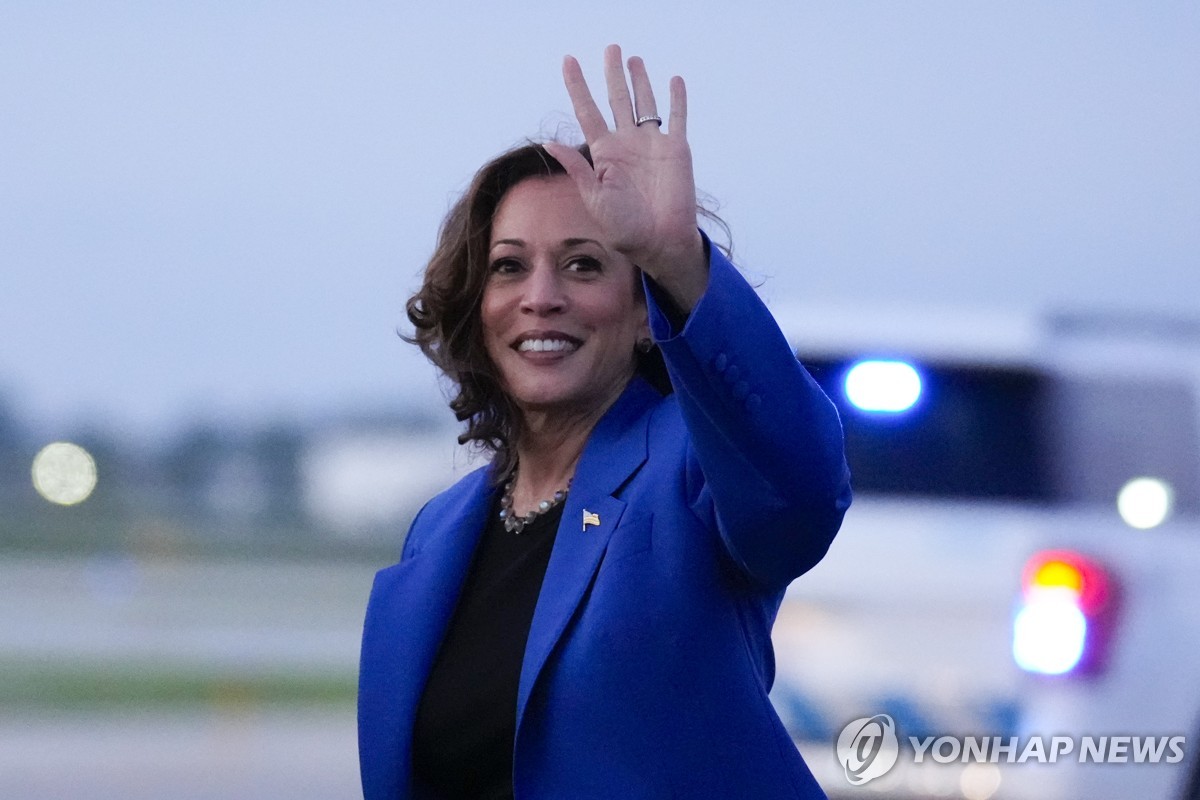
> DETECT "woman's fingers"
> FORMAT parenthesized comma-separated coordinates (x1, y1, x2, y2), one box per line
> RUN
(543, 141, 595, 193)
(626, 56, 661, 129)
(564, 47, 676, 138)
(603, 44, 635, 128)
(668, 75, 687, 139)
(562, 55, 610, 142)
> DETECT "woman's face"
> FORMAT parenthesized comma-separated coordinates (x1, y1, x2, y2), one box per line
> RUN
(482, 175, 648, 419)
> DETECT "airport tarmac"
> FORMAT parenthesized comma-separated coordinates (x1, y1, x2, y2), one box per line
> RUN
(0, 706, 360, 799)
(1, 553, 376, 798)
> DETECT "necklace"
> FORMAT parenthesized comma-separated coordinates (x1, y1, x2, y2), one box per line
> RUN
(498, 471, 570, 534)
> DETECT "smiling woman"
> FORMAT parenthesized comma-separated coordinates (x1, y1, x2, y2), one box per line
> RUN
(482, 176, 648, 427)
(405, 143, 670, 482)
(358, 45, 853, 799)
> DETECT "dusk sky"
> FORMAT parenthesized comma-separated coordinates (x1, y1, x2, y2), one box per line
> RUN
(3, 2, 1197, 440)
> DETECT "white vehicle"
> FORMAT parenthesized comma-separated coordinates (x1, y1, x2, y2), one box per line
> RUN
(765, 302, 1200, 799)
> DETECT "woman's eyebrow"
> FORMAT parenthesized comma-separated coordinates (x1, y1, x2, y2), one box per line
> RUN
(490, 238, 526, 250)
(490, 237, 608, 251)
(561, 237, 607, 251)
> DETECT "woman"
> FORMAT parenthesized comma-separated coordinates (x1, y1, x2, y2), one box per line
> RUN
(359, 46, 852, 799)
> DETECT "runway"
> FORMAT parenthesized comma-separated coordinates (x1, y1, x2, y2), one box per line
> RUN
(1, 553, 378, 798)
(0, 707, 360, 799)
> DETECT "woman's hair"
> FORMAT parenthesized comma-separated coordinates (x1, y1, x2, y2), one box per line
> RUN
(405, 140, 723, 479)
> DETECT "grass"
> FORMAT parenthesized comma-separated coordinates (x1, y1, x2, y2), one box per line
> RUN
(0, 505, 401, 564)
(0, 661, 357, 711)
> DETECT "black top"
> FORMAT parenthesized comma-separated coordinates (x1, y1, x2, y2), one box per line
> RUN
(411, 493, 565, 799)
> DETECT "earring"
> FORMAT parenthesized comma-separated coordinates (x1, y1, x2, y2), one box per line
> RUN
(636, 337, 653, 353)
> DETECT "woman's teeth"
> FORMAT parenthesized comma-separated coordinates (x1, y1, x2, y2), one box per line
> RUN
(518, 339, 578, 353)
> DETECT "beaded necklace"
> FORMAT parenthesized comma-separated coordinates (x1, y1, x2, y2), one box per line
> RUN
(498, 471, 570, 534)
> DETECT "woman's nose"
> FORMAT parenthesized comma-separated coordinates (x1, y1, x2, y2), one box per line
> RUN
(519, 265, 567, 315)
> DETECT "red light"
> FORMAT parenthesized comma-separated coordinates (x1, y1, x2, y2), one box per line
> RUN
(1021, 550, 1113, 616)
(1016, 550, 1119, 676)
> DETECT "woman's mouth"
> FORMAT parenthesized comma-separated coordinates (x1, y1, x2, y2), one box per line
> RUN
(517, 338, 579, 353)
(513, 332, 582, 354)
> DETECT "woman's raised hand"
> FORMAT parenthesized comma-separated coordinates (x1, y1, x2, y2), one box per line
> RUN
(545, 45, 708, 312)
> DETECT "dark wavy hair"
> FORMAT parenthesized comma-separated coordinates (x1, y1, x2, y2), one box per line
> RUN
(405, 140, 724, 480)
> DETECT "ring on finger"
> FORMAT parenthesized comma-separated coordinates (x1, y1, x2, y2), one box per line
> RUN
(635, 114, 663, 127)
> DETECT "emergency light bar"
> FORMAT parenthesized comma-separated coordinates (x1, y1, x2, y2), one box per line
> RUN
(843, 359, 922, 413)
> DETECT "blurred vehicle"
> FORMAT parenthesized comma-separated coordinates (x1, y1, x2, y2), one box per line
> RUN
(765, 302, 1200, 799)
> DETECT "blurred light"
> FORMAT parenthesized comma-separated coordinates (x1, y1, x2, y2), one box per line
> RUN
(1117, 477, 1172, 529)
(32, 442, 98, 505)
(1012, 591, 1087, 674)
(1015, 551, 1116, 676)
(960, 763, 1002, 800)
(1028, 559, 1084, 594)
(844, 360, 922, 413)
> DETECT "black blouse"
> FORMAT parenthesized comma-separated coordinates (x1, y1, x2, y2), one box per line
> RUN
(411, 494, 566, 799)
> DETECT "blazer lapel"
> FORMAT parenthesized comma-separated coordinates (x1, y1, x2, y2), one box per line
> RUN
(358, 465, 496, 798)
(515, 379, 660, 735)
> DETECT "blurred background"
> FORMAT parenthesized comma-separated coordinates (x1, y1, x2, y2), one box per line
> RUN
(2, 2, 1197, 798)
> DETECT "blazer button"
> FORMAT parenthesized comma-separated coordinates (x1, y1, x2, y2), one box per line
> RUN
(745, 393, 762, 411)
(713, 353, 728, 372)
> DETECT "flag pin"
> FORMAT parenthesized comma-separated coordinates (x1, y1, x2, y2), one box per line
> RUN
(582, 509, 600, 531)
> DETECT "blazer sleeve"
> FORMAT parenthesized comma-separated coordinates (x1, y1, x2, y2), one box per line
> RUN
(644, 236, 852, 590)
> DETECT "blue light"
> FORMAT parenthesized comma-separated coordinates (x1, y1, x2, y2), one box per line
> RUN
(844, 360, 922, 413)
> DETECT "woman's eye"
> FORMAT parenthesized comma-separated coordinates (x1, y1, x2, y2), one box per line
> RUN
(566, 256, 602, 273)
(489, 258, 522, 274)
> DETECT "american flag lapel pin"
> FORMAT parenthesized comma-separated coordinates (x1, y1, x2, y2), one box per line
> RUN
(582, 509, 600, 531)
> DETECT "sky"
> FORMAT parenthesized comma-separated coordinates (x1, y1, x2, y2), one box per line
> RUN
(2, 1, 1198, 440)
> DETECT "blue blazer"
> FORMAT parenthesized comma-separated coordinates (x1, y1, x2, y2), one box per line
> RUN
(358, 246, 852, 799)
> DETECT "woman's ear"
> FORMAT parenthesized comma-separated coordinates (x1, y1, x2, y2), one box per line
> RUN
(636, 319, 653, 353)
